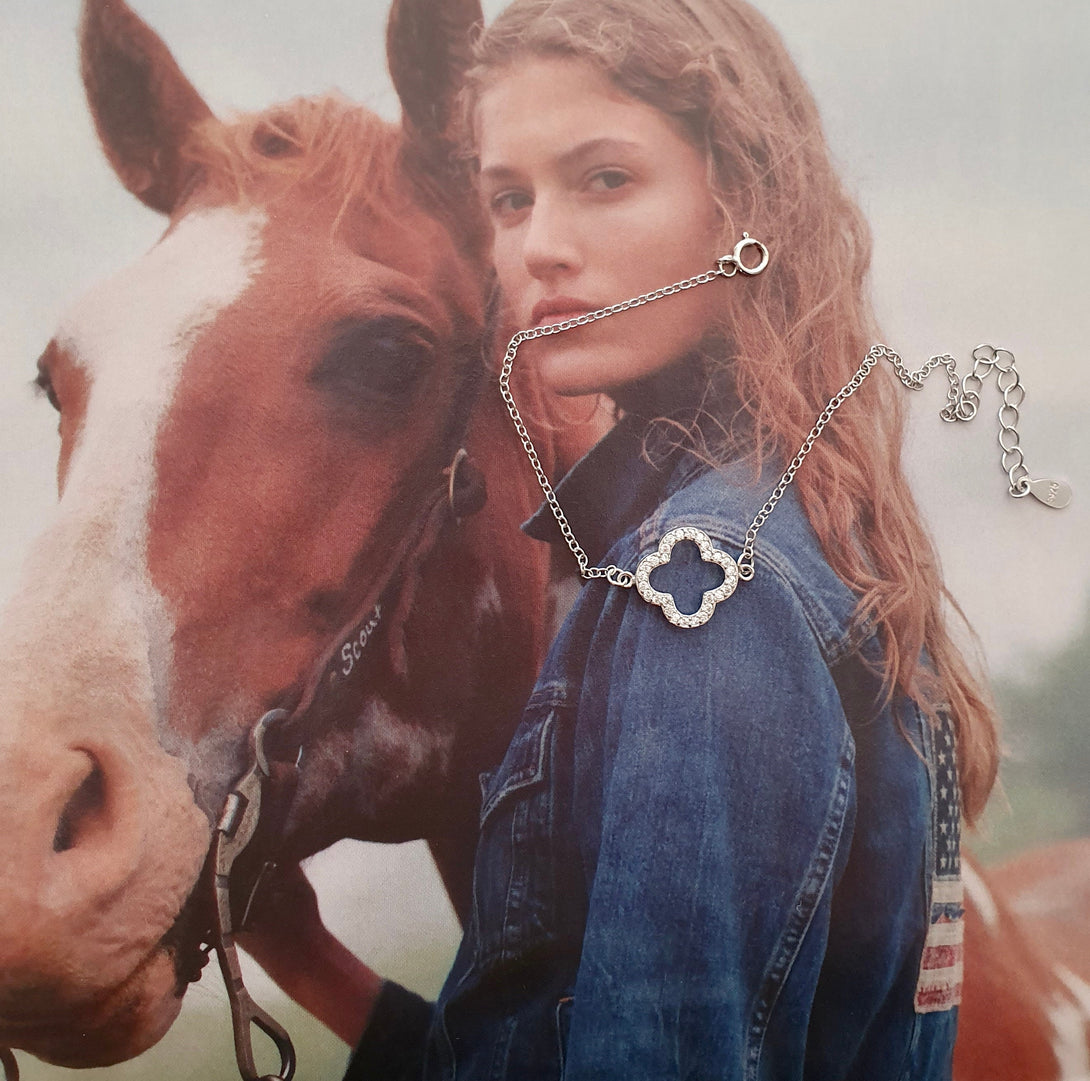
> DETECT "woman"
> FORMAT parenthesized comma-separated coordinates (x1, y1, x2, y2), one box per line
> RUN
(345, 0, 999, 1077)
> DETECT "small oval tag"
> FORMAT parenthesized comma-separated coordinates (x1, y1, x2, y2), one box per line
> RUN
(1025, 478, 1072, 509)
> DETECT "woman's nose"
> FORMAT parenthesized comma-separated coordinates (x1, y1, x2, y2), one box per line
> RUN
(521, 197, 581, 281)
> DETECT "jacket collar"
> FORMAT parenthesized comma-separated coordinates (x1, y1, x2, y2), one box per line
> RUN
(521, 413, 698, 563)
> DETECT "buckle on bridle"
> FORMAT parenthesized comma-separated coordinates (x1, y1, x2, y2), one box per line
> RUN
(209, 710, 297, 1081)
(446, 447, 487, 520)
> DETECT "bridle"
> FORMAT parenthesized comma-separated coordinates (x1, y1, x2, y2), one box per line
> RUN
(207, 709, 297, 1081)
(190, 327, 489, 1081)
(200, 444, 487, 1081)
(0, 445, 487, 1081)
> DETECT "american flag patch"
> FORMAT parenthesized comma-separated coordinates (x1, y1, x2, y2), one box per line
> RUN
(914, 713, 963, 1013)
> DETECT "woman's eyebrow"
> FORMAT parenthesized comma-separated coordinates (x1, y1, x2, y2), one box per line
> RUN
(479, 137, 645, 184)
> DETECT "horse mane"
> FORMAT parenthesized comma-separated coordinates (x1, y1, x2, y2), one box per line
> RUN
(182, 94, 406, 228)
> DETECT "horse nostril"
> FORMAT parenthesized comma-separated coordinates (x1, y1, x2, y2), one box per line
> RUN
(53, 759, 106, 854)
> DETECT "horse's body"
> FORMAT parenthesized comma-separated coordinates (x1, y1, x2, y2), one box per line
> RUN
(957, 849, 1090, 1080)
(992, 839, 1090, 976)
(0, 1, 1087, 1078)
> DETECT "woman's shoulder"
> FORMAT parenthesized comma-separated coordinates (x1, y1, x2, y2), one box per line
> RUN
(620, 458, 867, 664)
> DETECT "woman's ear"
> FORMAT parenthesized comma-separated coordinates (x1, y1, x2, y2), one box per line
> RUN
(79, 0, 214, 215)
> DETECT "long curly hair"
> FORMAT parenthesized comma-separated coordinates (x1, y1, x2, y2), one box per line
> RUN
(461, 0, 999, 822)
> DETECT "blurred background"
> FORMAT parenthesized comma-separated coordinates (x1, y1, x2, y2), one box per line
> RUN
(1, 0, 1087, 1076)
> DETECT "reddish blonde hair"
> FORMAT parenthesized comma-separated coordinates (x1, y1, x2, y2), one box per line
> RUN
(464, 0, 999, 821)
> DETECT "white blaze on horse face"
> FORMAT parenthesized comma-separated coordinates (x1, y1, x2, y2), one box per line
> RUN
(59, 207, 265, 554)
(54, 206, 266, 724)
(0, 208, 265, 1039)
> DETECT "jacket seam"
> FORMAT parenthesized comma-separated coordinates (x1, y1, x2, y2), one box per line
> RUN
(744, 725, 856, 1080)
(525, 681, 570, 710)
(480, 708, 560, 825)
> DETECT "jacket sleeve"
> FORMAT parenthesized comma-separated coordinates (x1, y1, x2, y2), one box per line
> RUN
(341, 981, 433, 1081)
(563, 563, 857, 1081)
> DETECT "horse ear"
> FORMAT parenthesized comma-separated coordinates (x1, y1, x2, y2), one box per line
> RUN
(386, 0, 484, 167)
(79, 0, 214, 214)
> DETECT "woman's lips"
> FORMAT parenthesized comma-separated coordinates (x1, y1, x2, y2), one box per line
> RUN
(530, 297, 593, 327)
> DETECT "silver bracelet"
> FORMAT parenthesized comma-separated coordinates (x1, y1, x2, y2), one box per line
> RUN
(499, 235, 1071, 629)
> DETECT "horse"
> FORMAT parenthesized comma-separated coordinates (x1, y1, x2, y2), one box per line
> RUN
(991, 839, 1090, 975)
(956, 853, 1090, 1080)
(953, 840, 1090, 1081)
(0, 0, 572, 1070)
(1, 1, 1087, 1078)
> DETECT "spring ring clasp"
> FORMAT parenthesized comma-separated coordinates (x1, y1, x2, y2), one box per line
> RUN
(718, 232, 770, 277)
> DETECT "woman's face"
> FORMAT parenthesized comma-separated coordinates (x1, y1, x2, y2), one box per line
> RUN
(476, 57, 726, 398)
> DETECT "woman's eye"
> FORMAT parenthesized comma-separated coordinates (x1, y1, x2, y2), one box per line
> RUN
(587, 169, 630, 193)
(488, 190, 533, 222)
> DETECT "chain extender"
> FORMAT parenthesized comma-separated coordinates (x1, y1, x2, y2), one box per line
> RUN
(499, 234, 1070, 623)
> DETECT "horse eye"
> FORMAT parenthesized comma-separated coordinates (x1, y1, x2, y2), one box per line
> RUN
(310, 317, 433, 407)
(34, 362, 61, 412)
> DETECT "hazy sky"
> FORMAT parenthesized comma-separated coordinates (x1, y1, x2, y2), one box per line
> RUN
(1, 1, 1087, 1076)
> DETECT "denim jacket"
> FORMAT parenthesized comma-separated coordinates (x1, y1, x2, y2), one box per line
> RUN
(346, 415, 963, 1081)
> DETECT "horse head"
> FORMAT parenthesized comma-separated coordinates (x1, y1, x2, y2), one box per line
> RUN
(0, 0, 554, 1067)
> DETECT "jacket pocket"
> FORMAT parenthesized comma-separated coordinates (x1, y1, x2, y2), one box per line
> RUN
(479, 702, 559, 826)
(470, 697, 573, 967)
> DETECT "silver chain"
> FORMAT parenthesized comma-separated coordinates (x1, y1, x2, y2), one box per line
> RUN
(499, 236, 1068, 592)
(499, 234, 769, 589)
(737, 342, 1066, 578)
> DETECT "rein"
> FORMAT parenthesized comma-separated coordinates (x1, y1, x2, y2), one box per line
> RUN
(197, 445, 485, 1081)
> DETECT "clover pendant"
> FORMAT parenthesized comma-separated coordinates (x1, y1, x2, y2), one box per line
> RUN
(634, 527, 740, 628)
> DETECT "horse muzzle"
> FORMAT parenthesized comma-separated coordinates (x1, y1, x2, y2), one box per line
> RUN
(0, 945, 184, 1068)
